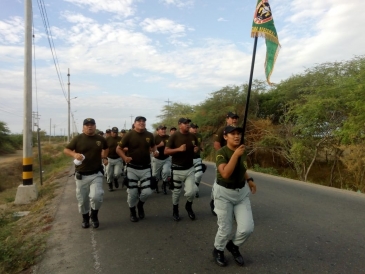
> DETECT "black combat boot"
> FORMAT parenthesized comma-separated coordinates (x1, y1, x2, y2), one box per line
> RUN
(90, 209, 99, 228)
(81, 213, 90, 228)
(173, 204, 180, 221)
(226, 240, 245, 266)
(155, 183, 160, 193)
(114, 177, 119, 188)
(212, 248, 227, 267)
(130, 206, 139, 222)
(210, 199, 217, 216)
(108, 183, 114, 192)
(195, 183, 200, 198)
(162, 181, 167, 195)
(185, 201, 196, 220)
(137, 200, 145, 219)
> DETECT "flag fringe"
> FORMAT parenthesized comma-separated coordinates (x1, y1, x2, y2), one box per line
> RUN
(251, 31, 280, 46)
(265, 45, 281, 86)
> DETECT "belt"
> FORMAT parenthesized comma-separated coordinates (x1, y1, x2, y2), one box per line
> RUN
(171, 164, 193, 170)
(108, 156, 120, 160)
(217, 180, 245, 189)
(78, 170, 99, 176)
(127, 163, 151, 170)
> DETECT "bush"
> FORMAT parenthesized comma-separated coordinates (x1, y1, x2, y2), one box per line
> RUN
(252, 164, 279, 175)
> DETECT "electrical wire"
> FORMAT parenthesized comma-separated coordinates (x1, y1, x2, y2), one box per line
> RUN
(36, 0, 68, 101)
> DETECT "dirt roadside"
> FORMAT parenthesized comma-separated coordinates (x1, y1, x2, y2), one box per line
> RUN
(0, 150, 23, 164)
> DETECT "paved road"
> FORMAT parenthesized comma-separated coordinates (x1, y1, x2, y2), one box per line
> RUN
(33, 162, 365, 274)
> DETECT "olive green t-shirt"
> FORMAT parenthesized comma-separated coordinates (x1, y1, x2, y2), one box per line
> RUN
(214, 126, 226, 148)
(155, 134, 170, 160)
(193, 132, 203, 159)
(216, 146, 248, 185)
(106, 136, 122, 159)
(166, 131, 198, 168)
(118, 130, 155, 166)
(66, 133, 108, 172)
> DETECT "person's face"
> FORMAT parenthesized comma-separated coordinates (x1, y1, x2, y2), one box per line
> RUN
(179, 121, 190, 133)
(134, 119, 146, 131)
(226, 116, 238, 126)
(111, 132, 118, 137)
(83, 123, 96, 135)
(189, 127, 197, 134)
(223, 130, 242, 146)
(105, 132, 111, 137)
(158, 128, 166, 136)
(170, 129, 176, 135)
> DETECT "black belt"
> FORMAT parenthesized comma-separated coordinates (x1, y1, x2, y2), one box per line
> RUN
(108, 156, 120, 159)
(77, 170, 99, 176)
(127, 163, 151, 170)
(171, 164, 193, 170)
(217, 180, 245, 189)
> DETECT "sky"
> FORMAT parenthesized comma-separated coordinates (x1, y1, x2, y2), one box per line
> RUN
(0, 0, 364, 135)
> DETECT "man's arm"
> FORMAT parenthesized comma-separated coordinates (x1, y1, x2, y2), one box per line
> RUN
(164, 145, 185, 155)
(64, 148, 83, 160)
(213, 141, 221, 151)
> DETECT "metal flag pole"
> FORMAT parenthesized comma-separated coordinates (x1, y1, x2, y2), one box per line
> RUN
(241, 36, 258, 144)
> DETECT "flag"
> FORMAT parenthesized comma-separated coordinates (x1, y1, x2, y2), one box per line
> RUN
(251, 0, 280, 85)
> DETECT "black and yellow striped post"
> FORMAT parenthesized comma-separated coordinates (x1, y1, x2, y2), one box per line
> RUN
(14, 0, 38, 204)
(22, 157, 33, 185)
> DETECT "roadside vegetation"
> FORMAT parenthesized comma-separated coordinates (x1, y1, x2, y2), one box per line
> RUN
(153, 56, 365, 193)
(0, 141, 72, 274)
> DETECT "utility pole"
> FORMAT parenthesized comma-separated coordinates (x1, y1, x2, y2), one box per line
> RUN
(130, 115, 133, 128)
(67, 68, 70, 142)
(15, 0, 38, 204)
(53, 124, 56, 137)
(49, 118, 51, 143)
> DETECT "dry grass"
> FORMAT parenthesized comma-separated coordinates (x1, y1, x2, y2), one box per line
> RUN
(0, 142, 73, 274)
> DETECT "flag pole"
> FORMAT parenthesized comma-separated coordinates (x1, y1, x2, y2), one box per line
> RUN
(241, 36, 258, 144)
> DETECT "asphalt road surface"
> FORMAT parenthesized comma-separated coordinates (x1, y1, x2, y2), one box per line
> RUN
(33, 162, 365, 274)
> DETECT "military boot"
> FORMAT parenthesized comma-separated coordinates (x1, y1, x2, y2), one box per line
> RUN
(108, 183, 114, 192)
(155, 183, 160, 193)
(185, 201, 196, 220)
(173, 204, 180, 221)
(212, 248, 227, 267)
(81, 213, 90, 228)
(137, 200, 145, 219)
(226, 240, 244, 266)
(90, 209, 99, 228)
(210, 199, 217, 216)
(130, 206, 139, 222)
(162, 181, 167, 195)
(114, 177, 119, 188)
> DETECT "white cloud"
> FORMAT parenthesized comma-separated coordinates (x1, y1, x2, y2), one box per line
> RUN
(140, 18, 186, 34)
(0, 17, 24, 44)
(64, 0, 136, 17)
(159, 0, 194, 8)
(217, 17, 227, 22)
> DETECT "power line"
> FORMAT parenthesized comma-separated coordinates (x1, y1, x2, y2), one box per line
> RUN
(0, 108, 23, 117)
(36, 0, 68, 101)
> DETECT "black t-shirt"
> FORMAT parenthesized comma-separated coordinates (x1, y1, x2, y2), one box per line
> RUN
(66, 133, 108, 172)
(154, 134, 170, 160)
(106, 136, 122, 159)
(166, 131, 198, 168)
(118, 130, 155, 165)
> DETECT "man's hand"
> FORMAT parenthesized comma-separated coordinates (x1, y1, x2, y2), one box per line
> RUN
(193, 146, 199, 153)
(248, 181, 256, 194)
(179, 144, 186, 152)
(124, 157, 133, 164)
(74, 153, 84, 160)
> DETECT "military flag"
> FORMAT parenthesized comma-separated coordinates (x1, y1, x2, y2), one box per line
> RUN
(251, 0, 280, 85)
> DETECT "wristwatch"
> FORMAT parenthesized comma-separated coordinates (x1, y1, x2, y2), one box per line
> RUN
(247, 177, 254, 183)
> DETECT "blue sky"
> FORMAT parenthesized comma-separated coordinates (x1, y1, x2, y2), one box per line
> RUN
(1, 0, 364, 134)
